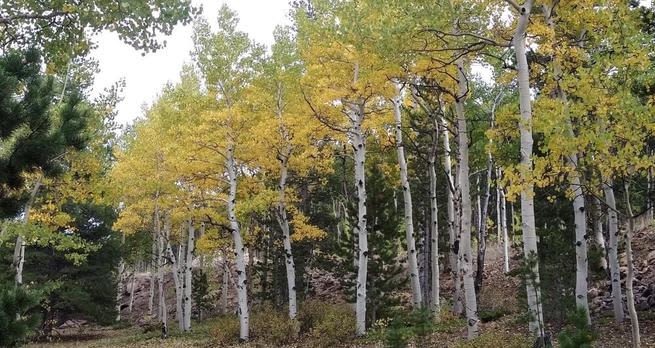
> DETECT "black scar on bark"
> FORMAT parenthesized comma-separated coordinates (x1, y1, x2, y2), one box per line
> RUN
(452, 240, 460, 255)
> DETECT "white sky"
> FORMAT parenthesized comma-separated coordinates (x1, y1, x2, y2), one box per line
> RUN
(90, 0, 291, 126)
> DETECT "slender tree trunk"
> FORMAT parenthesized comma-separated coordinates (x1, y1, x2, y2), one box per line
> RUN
(429, 117, 440, 318)
(129, 270, 136, 313)
(603, 180, 624, 322)
(153, 204, 168, 337)
(350, 102, 369, 336)
(545, 5, 590, 321)
(276, 148, 298, 320)
(594, 196, 608, 271)
(454, 56, 479, 339)
(183, 221, 195, 332)
(116, 232, 126, 321)
(221, 257, 229, 315)
(149, 231, 156, 316)
(227, 144, 250, 341)
(13, 178, 42, 285)
(498, 171, 510, 273)
(624, 183, 640, 348)
(510, 0, 545, 338)
(392, 83, 422, 308)
(167, 241, 184, 329)
(475, 147, 493, 294)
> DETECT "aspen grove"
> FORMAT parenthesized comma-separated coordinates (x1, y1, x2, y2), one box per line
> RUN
(2, 0, 655, 347)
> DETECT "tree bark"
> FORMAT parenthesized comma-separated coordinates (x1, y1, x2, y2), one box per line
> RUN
(545, 3, 590, 321)
(603, 180, 624, 322)
(510, 0, 545, 338)
(454, 56, 479, 339)
(499, 172, 510, 273)
(350, 101, 369, 336)
(475, 146, 493, 294)
(227, 143, 250, 341)
(392, 82, 422, 308)
(183, 221, 195, 332)
(429, 116, 440, 318)
(276, 150, 298, 320)
(13, 177, 42, 285)
(624, 183, 641, 348)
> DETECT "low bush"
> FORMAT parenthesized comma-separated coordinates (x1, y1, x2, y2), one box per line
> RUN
(455, 331, 532, 348)
(299, 300, 356, 348)
(383, 308, 434, 348)
(0, 285, 41, 347)
(210, 315, 240, 345)
(558, 307, 596, 348)
(250, 303, 298, 345)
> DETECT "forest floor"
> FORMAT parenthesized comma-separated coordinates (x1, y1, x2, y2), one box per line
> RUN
(27, 227, 655, 348)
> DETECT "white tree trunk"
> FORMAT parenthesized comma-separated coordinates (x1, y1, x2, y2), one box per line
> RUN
(227, 144, 249, 341)
(499, 173, 510, 274)
(441, 114, 462, 314)
(594, 197, 608, 271)
(221, 257, 229, 314)
(510, 0, 545, 338)
(624, 183, 641, 348)
(604, 180, 624, 322)
(454, 57, 479, 339)
(129, 270, 136, 313)
(116, 255, 125, 322)
(276, 150, 298, 320)
(350, 104, 369, 336)
(149, 232, 156, 316)
(167, 241, 184, 330)
(183, 221, 195, 332)
(392, 83, 422, 308)
(429, 117, 440, 318)
(154, 205, 168, 337)
(13, 178, 42, 285)
(545, 5, 590, 321)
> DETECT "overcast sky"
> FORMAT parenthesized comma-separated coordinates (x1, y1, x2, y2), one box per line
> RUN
(90, 0, 291, 126)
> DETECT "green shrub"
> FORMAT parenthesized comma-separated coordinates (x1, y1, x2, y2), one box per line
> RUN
(210, 315, 240, 345)
(558, 307, 596, 348)
(299, 300, 356, 348)
(251, 303, 298, 345)
(0, 285, 42, 347)
(478, 308, 509, 322)
(297, 299, 329, 334)
(456, 331, 532, 348)
(383, 308, 434, 348)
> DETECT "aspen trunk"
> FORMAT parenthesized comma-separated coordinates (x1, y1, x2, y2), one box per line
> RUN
(624, 183, 640, 348)
(429, 117, 440, 318)
(499, 174, 510, 273)
(545, 5, 590, 321)
(167, 241, 184, 329)
(350, 103, 369, 336)
(392, 83, 422, 308)
(149, 230, 156, 316)
(455, 57, 479, 339)
(13, 178, 42, 285)
(276, 150, 298, 320)
(440, 116, 457, 274)
(154, 204, 168, 337)
(227, 144, 249, 341)
(183, 221, 195, 332)
(453, 163, 464, 315)
(129, 270, 136, 313)
(594, 197, 608, 271)
(221, 258, 229, 314)
(511, 0, 545, 338)
(475, 149, 493, 294)
(604, 180, 624, 322)
(116, 257, 125, 322)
